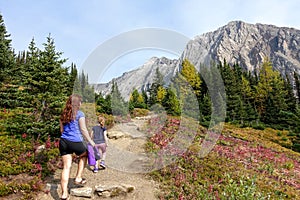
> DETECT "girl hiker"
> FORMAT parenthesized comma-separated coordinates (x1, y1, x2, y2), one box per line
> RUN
(91, 116, 109, 172)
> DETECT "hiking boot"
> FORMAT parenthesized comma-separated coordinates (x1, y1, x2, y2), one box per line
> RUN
(100, 161, 106, 169)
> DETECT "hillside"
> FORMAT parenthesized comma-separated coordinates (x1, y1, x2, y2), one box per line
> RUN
(0, 102, 299, 199)
(145, 116, 300, 199)
(33, 114, 300, 200)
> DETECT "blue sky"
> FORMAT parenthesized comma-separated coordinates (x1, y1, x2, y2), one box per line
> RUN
(1, 0, 300, 83)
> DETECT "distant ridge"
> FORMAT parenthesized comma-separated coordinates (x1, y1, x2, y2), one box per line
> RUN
(94, 21, 300, 99)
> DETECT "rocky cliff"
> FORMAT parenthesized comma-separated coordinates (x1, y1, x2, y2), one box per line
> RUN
(93, 57, 178, 100)
(94, 21, 300, 99)
(181, 21, 300, 74)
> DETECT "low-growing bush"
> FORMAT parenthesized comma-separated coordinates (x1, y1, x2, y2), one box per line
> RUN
(130, 108, 149, 118)
(0, 133, 60, 199)
(146, 115, 300, 200)
(251, 123, 265, 130)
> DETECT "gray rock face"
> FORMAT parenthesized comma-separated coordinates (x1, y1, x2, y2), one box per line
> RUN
(182, 21, 300, 75)
(93, 56, 178, 100)
(94, 21, 300, 99)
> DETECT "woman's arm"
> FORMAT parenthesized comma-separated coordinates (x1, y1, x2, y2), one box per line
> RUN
(90, 130, 94, 139)
(104, 130, 109, 146)
(79, 117, 95, 146)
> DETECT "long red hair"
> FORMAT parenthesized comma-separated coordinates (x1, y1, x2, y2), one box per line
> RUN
(60, 94, 82, 124)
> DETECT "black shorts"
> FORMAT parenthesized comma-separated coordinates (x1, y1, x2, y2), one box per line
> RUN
(59, 138, 87, 156)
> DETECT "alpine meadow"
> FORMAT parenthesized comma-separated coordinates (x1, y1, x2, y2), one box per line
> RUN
(0, 12, 300, 200)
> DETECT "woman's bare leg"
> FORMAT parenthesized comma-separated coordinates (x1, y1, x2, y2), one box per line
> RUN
(61, 154, 72, 198)
(75, 152, 87, 182)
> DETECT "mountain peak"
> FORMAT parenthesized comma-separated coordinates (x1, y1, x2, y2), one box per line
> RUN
(183, 21, 300, 74)
(95, 21, 300, 99)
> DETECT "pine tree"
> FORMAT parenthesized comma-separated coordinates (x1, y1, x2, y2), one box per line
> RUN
(72, 69, 95, 102)
(141, 89, 149, 109)
(284, 73, 297, 113)
(105, 94, 112, 114)
(240, 75, 258, 124)
(218, 61, 241, 122)
(129, 88, 146, 110)
(79, 70, 87, 95)
(0, 14, 15, 83)
(149, 67, 164, 106)
(69, 63, 78, 96)
(200, 62, 226, 126)
(20, 35, 69, 138)
(162, 87, 181, 116)
(110, 81, 127, 116)
(96, 93, 111, 114)
(292, 107, 300, 152)
(256, 59, 291, 128)
(83, 84, 95, 103)
(294, 71, 300, 104)
(199, 93, 212, 127)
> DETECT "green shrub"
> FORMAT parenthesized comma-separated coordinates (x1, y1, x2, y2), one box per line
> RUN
(277, 131, 282, 136)
(251, 123, 265, 130)
(221, 174, 267, 200)
(130, 108, 149, 118)
(0, 134, 60, 199)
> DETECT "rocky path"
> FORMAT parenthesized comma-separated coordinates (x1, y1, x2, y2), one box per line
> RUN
(36, 118, 160, 200)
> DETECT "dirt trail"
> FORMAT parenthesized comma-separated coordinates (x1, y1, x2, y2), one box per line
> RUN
(36, 119, 160, 200)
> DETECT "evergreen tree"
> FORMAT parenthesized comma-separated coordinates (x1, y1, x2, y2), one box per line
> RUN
(13, 51, 28, 83)
(73, 75, 81, 96)
(292, 106, 300, 152)
(294, 71, 300, 104)
(129, 88, 146, 110)
(105, 94, 112, 114)
(200, 62, 226, 126)
(240, 75, 258, 124)
(148, 67, 164, 106)
(83, 84, 95, 103)
(96, 93, 111, 114)
(141, 89, 149, 109)
(79, 70, 87, 95)
(110, 80, 127, 116)
(0, 14, 15, 83)
(256, 59, 288, 125)
(199, 93, 212, 127)
(219, 62, 242, 122)
(69, 63, 78, 96)
(72, 69, 95, 103)
(284, 73, 297, 113)
(162, 87, 181, 116)
(20, 35, 69, 138)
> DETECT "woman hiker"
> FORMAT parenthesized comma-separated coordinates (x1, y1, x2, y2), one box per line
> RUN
(59, 94, 95, 200)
